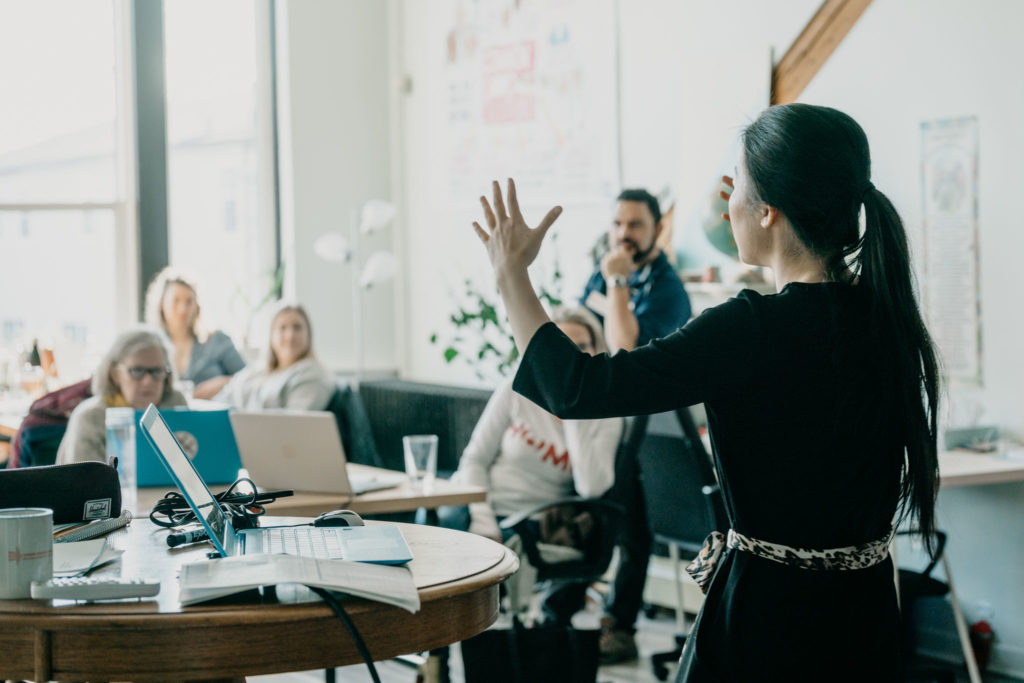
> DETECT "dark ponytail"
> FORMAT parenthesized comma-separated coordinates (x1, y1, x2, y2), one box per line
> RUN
(743, 104, 941, 556)
(860, 186, 940, 555)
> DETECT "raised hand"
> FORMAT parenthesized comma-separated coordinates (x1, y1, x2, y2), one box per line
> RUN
(473, 178, 562, 276)
(470, 178, 562, 354)
(719, 175, 734, 222)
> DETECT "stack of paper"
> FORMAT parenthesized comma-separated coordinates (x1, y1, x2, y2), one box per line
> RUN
(178, 554, 420, 613)
(52, 539, 124, 577)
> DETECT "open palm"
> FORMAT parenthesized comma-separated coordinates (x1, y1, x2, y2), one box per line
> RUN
(473, 179, 562, 275)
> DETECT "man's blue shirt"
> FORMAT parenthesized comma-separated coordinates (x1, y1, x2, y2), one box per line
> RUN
(580, 251, 691, 346)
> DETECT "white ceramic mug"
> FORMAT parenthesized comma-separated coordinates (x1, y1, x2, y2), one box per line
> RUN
(0, 507, 53, 599)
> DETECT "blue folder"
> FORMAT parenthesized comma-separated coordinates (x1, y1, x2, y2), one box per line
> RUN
(134, 408, 242, 486)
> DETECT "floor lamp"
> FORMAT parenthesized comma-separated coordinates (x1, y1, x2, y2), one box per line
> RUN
(313, 199, 397, 385)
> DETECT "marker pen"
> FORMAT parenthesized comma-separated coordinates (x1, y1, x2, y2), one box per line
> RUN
(166, 528, 210, 548)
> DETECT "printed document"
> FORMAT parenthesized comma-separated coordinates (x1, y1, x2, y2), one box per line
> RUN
(179, 554, 420, 612)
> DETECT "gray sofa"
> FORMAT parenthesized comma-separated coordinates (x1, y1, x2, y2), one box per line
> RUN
(328, 377, 493, 478)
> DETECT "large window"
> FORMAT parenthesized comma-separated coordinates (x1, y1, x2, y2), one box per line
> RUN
(0, 0, 277, 391)
(163, 0, 277, 346)
(0, 0, 131, 384)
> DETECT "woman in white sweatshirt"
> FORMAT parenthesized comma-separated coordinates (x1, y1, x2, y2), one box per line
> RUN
(450, 305, 624, 536)
(447, 306, 623, 625)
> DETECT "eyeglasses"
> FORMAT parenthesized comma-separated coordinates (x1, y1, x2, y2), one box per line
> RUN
(120, 365, 170, 381)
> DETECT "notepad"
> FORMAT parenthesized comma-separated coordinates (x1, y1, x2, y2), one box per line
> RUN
(54, 510, 133, 543)
(52, 539, 124, 577)
(178, 553, 420, 612)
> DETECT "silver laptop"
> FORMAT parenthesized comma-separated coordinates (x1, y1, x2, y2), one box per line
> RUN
(140, 405, 413, 565)
(228, 411, 406, 495)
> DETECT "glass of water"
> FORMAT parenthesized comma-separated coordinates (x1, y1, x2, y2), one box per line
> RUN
(403, 434, 438, 493)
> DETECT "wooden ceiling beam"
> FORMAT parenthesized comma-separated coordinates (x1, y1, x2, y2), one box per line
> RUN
(771, 0, 873, 105)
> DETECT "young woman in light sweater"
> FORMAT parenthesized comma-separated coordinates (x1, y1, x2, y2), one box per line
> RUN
(216, 302, 334, 412)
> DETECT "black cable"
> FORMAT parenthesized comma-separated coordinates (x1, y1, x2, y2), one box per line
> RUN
(148, 477, 293, 529)
(307, 586, 381, 683)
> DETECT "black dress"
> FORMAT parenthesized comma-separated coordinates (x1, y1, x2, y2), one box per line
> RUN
(513, 282, 903, 682)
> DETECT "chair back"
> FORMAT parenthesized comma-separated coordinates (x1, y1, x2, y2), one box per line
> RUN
(325, 381, 384, 468)
(357, 379, 492, 474)
(637, 408, 726, 557)
(10, 379, 92, 468)
(503, 413, 646, 584)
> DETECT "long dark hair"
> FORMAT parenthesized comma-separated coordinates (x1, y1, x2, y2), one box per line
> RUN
(742, 104, 941, 555)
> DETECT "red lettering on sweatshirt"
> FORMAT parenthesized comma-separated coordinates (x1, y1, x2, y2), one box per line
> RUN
(509, 422, 571, 471)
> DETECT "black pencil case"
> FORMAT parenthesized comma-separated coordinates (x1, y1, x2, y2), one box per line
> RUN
(0, 461, 122, 523)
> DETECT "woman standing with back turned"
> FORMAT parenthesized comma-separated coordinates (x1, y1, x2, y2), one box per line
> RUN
(472, 104, 939, 682)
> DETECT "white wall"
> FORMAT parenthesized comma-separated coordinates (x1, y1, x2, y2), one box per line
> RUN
(275, 0, 396, 374)
(796, 0, 1024, 673)
(393, 0, 1024, 673)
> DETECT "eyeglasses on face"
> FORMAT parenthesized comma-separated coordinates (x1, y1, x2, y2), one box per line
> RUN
(119, 365, 170, 381)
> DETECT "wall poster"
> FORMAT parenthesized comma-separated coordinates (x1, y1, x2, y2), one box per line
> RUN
(920, 116, 981, 386)
(444, 0, 620, 204)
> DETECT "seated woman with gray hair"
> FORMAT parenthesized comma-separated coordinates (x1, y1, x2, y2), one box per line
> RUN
(57, 327, 188, 464)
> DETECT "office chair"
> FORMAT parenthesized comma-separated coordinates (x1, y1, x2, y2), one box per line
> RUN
(637, 408, 727, 681)
(898, 529, 978, 683)
(9, 378, 92, 468)
(498, 414, 650, 620)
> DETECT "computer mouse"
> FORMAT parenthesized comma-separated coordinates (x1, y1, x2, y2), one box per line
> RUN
(313, 509, 365, 527)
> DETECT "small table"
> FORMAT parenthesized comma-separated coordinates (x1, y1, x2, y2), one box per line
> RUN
(939, 449, 1024, 488)
(137, 463, 488, 517)
(0, 518, 518, 682)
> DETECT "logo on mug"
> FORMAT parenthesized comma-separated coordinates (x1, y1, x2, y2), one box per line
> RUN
(7, 548, 52, 564)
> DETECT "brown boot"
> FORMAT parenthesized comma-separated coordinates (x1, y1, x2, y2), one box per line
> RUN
(599, 616, 638, 664)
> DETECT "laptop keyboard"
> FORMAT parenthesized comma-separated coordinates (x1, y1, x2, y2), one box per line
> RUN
(264, 527, 344, 559)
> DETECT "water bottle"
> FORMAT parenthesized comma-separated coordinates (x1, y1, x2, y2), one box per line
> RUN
(105, 407, 137, 514)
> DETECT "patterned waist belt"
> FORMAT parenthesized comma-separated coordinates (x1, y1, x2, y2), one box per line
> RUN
(685, 528, 893, 594)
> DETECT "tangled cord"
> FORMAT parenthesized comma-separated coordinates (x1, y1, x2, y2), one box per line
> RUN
(147, 480, 377, 679)
(308, 586, 382, 683)
(148, 477, 292, 529)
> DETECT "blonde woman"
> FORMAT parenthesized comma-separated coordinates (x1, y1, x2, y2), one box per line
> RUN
(57, 327, 187, 464)
(144, 267, 246, 399)
(216, 302, 334, 411)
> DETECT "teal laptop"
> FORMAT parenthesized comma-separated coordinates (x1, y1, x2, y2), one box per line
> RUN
(139, 404, 413, 565)
(135, 408, 243, 487)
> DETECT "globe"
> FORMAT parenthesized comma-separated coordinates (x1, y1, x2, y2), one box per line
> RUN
(702, 188, 739, 260)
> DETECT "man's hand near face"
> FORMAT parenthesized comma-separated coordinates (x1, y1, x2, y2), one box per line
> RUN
(600, 245, 634, 281)
(600, 244, 641, 353)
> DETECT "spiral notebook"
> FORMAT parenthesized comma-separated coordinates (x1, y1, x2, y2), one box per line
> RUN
(53, 510, 133, 543)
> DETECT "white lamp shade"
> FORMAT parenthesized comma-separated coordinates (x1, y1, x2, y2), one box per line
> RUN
(359, 199, 397, 235)
(313, 232, 352, 263)
(359, 250, 398, 289)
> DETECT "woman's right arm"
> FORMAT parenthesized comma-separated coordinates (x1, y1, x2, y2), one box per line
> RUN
(474, 179, 756, 422)
(474, 179, 562, 355)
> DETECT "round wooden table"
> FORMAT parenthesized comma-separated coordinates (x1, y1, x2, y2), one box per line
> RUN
(0, 519, 518, 681)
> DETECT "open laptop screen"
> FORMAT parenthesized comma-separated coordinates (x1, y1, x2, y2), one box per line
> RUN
(140, 404, 228, 555)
